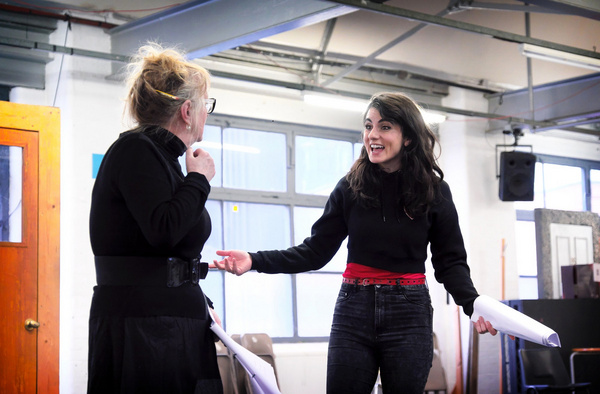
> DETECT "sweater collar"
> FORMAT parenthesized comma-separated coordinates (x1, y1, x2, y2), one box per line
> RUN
(142, 126, 187, 158)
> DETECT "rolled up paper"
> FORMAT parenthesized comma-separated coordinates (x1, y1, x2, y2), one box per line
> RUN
(470, 295, 561, 347)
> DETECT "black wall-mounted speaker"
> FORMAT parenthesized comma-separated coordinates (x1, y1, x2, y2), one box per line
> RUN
(499, 151, 536, 201)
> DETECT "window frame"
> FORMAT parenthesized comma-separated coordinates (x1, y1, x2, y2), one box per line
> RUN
(204, 114, 361, 343)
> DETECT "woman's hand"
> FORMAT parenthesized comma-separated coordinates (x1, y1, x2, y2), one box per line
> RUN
(208, 307, 223, 342)
(209, 308, 222, 328)
(473, 316, 515, 340)
(210, 250, 252, 276)
(185, 147, 215, 181)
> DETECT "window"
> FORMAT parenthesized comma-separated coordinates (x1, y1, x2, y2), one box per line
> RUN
(0, 145, 23, 242)
(295, 136, 353, 195)
(185, 116, 361, 341)
(514, 155, 600, 299)
(591, 169, 600, 214)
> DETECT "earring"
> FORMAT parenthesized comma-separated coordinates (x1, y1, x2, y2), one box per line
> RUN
(186, 124, 191, 130)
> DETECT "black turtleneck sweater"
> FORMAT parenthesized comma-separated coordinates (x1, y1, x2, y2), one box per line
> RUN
(90, 126, 211, 260)
(250, 172, 480, 316)
(89, 126, 212, 318)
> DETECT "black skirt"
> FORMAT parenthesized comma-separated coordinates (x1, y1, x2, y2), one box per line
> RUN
(87, 285, 223, 394)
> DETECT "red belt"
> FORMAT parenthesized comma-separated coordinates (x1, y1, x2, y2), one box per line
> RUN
(342, 277, 426, 286)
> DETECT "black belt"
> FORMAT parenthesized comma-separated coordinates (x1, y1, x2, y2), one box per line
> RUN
(95, 256, 208, 287)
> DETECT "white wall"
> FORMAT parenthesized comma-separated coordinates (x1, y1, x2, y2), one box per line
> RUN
(9, 20, 600, 394)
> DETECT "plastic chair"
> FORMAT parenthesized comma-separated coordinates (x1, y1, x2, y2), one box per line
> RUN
(215, 340, 239, 394)
(519, 348, 592, 393)
(425, 332, 447, 394)
(231, 334, 247, 394)
(424, 350, 447, 393)
(240, 333, 280, 393)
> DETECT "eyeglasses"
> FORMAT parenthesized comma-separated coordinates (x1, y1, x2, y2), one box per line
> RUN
(155, 89, 216, 114)
(203, 98, 216, 114)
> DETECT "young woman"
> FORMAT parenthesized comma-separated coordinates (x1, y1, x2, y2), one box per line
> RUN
(212, 92, 498, 394)
(88, 43, 222, 393)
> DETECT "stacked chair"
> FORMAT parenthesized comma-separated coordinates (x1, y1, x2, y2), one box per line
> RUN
(216, 333, 280, 394)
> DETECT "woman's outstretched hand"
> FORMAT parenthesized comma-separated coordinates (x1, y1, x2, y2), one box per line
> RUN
(210, 250, 252, 276)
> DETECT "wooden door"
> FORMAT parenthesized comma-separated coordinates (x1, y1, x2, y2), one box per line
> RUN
(0, 101, 60, 393)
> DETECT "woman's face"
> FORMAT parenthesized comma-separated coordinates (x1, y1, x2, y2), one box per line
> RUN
(192, 93, 209, 143)
(363, 107, 409, 173)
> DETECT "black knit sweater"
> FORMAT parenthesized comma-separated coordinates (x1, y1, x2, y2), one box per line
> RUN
(250, 171, 479, 316)
(89, 126, 213, 318)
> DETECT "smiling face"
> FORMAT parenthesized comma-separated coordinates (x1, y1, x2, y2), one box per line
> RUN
(363, 107, 410, 173)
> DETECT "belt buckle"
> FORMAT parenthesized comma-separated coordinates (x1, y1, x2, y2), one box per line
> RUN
(189, 258, 208, 286)
(167, 257, 184, 287)
(167, 257, 203, 287)
(362, 278, 369, 286)
(190, 258, 209, 285)
(190, 259, 200, 285)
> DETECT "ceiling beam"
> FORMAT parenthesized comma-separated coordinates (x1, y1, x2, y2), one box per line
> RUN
(320, 8, 452, 87)
(486, 74, 600, 136)
(325, 0, 600, 60)
(109, 0, 356, 60)
(514, 0, 600, 20)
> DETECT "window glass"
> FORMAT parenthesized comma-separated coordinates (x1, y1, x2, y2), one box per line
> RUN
(354, 142, 363, 161)
(295, 136, 353, 195)
(201, 200, 224, 320)
(202, 271, 224, 325)
(515, 221, 537, 277)
(518, 277, 538, 300)
(296, 273, 339, 336)
(515, 220, 538, 299)
(225, 273, 293, 336)
(223, 128, 286, 191)
(203, 200, 223, 261)
(294, 206, 347, 272)
(0, 145, 23, 242)
(222, 201, 292, 336)
(591, 169, 600, 213)
(223, 202, 290, 251)
(542, 163, 584, 211)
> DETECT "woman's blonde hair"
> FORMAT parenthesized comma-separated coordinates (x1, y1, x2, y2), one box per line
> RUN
(125, 42, 211, 127)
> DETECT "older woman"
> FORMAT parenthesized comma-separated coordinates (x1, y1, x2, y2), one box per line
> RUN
(88, 43, 221, 393)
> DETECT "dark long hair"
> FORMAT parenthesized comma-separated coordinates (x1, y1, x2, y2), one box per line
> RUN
(346, 92, 444, 217)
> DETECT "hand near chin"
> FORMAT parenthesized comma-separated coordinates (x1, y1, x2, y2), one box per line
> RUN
(186, 147, 215, 181)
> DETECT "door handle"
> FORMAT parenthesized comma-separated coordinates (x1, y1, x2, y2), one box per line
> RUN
(24, 319, 40, 331)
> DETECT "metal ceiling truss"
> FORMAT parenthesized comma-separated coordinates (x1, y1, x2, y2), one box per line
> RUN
(325, 0, 600, 60)
(0, 0, 598, 138)
(487, 74, 600, 137)
(449, 0, 600, 19)
(108, 0, 357, 61)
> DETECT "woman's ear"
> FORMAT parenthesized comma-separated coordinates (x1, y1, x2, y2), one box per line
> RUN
(180, 100, 193, 125)
(404, 139, 412, 147)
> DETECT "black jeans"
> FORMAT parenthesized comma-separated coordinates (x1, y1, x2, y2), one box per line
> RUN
(327, 283, 434, 394)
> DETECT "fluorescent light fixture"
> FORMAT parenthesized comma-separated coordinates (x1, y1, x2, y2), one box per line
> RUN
(420, 110, 446, 124)
(304, 94, 368, 112)
(304, 93, 446, 123)
(519, 43, 600, 71)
